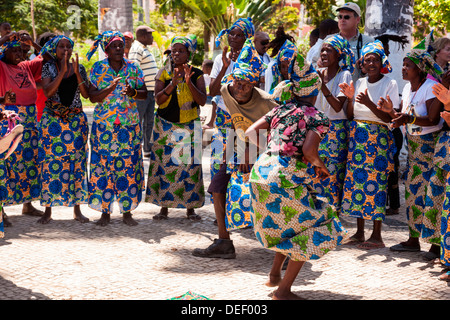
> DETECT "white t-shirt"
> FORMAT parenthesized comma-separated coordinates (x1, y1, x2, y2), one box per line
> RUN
(211, 53, 236, 110)
(264, 60, 276, 93)
(401, 78, 443, 135)
(306, 38, 323, 69)
(314, 69, 352, 120)
(353, 75, 400, 125)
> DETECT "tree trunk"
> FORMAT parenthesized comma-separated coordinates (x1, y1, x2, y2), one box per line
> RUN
(30, 0, 36, 40)
(365, 0, 414, 91)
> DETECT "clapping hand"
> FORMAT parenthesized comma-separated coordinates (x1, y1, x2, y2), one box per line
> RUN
(184, 64, 194, 84)
(339, 81, 355, 99)
(432, 82, 450, 106)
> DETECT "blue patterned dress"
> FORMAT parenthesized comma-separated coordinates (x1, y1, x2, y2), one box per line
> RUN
(88, 58, 145, 215)
(38, 61, 89, 207)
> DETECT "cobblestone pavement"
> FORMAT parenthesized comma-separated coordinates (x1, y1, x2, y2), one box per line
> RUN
(0, 109, 449, 300)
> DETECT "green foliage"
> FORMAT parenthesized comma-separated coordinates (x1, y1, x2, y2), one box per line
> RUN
(263, 6, 300, 34)
(414, 0, 450, 38)
(0, 0, 97, 40)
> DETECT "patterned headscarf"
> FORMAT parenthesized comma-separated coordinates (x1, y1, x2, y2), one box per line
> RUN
(221, 39, 267, 85)
(271, 52, 322, 103)
(0, 38, 21, 60)
(270, 39, 297, 94)
(406, 30, 443, 81)
(360, 40, 392, 74)
(215, 17, 255, 48)
(38, 35, 74, 59)
(162, 35, 198, 76)
(170, 35, 197, 60)
(86, 30, 125, 61)
(323, 34, 356, 74)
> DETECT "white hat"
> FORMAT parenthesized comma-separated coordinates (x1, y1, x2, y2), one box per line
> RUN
(336, 2, 361, 17)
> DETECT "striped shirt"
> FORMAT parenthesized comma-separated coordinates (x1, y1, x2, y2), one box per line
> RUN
(128, 40, 158, 91)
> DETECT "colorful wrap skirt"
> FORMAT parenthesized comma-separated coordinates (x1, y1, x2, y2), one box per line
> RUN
(441, 170, 450, 267)
(403, 132, 440, 239)
(225, 168, 252, 231)
(145, 115, 205, 209)
(341, 120, 396, 221)
(308, 119, 349, 212)
(419, 130, 449, 244)
(88, 121, 144, 214)
(249, 152, 348, 262)
(0, 104, 40, 205)
(38, 110, 89, 207)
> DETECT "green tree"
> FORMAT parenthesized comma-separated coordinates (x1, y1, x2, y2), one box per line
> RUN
(413, 0, 450, 38)
(0, 0, 97, 40)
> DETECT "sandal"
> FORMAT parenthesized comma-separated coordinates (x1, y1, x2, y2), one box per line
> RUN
(187, 209, 201, 221)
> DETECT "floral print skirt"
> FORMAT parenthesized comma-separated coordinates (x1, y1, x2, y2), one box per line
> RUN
(418, 131, 449, 244)
(0, 105, 40, 205)
(249, 152, 348, 261)
(309, 119, 349, 212)
(145, 115, 205, 209)
(403, 132, 440, 239)
(38, 110, 88, 207)
(88, 121, 144, 214)
(341, 121, 396, 221)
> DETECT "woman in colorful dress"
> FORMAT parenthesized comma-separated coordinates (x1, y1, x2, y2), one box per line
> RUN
(380, 33, 444, 258)
(0, 32, 44, 224)
(310, 34, 355, 214)
(86, 31, 147, 226)
(145, 36, 207, 221)
(247, 52, 348, 300)
(339, 40, 399, 249)
(36, 35, 90, 224)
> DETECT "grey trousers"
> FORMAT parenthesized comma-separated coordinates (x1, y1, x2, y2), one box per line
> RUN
(136, 91, 155, 153)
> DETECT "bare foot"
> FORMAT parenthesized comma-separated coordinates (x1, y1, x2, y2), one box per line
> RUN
(123, 212, 138, 226)
(37, 213, 52, 224)
(265, 274, 282, 287)
(22, 203, 44, 216)
(73, 206, 89, 223)
(272, 289, 306, 300)
(96, 213, 111, 226)
(2, 212, 12, 227)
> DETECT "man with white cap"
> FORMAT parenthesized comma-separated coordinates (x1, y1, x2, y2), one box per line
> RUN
(335, 2, 374, 81)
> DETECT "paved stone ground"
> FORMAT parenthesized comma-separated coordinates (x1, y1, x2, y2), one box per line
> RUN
(0, 108, 449, 300)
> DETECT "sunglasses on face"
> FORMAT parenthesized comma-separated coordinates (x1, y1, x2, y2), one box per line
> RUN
(259, 40, 269, 46)
(338, 14, 352, 20)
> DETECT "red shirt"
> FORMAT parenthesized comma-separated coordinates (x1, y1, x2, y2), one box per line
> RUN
(0, 56, 43, 106)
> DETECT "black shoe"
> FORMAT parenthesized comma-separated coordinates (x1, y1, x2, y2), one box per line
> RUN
(192, 239, 236, 259)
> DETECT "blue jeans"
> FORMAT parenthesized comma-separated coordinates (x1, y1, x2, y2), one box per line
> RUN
(136, 91, 155, 153)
